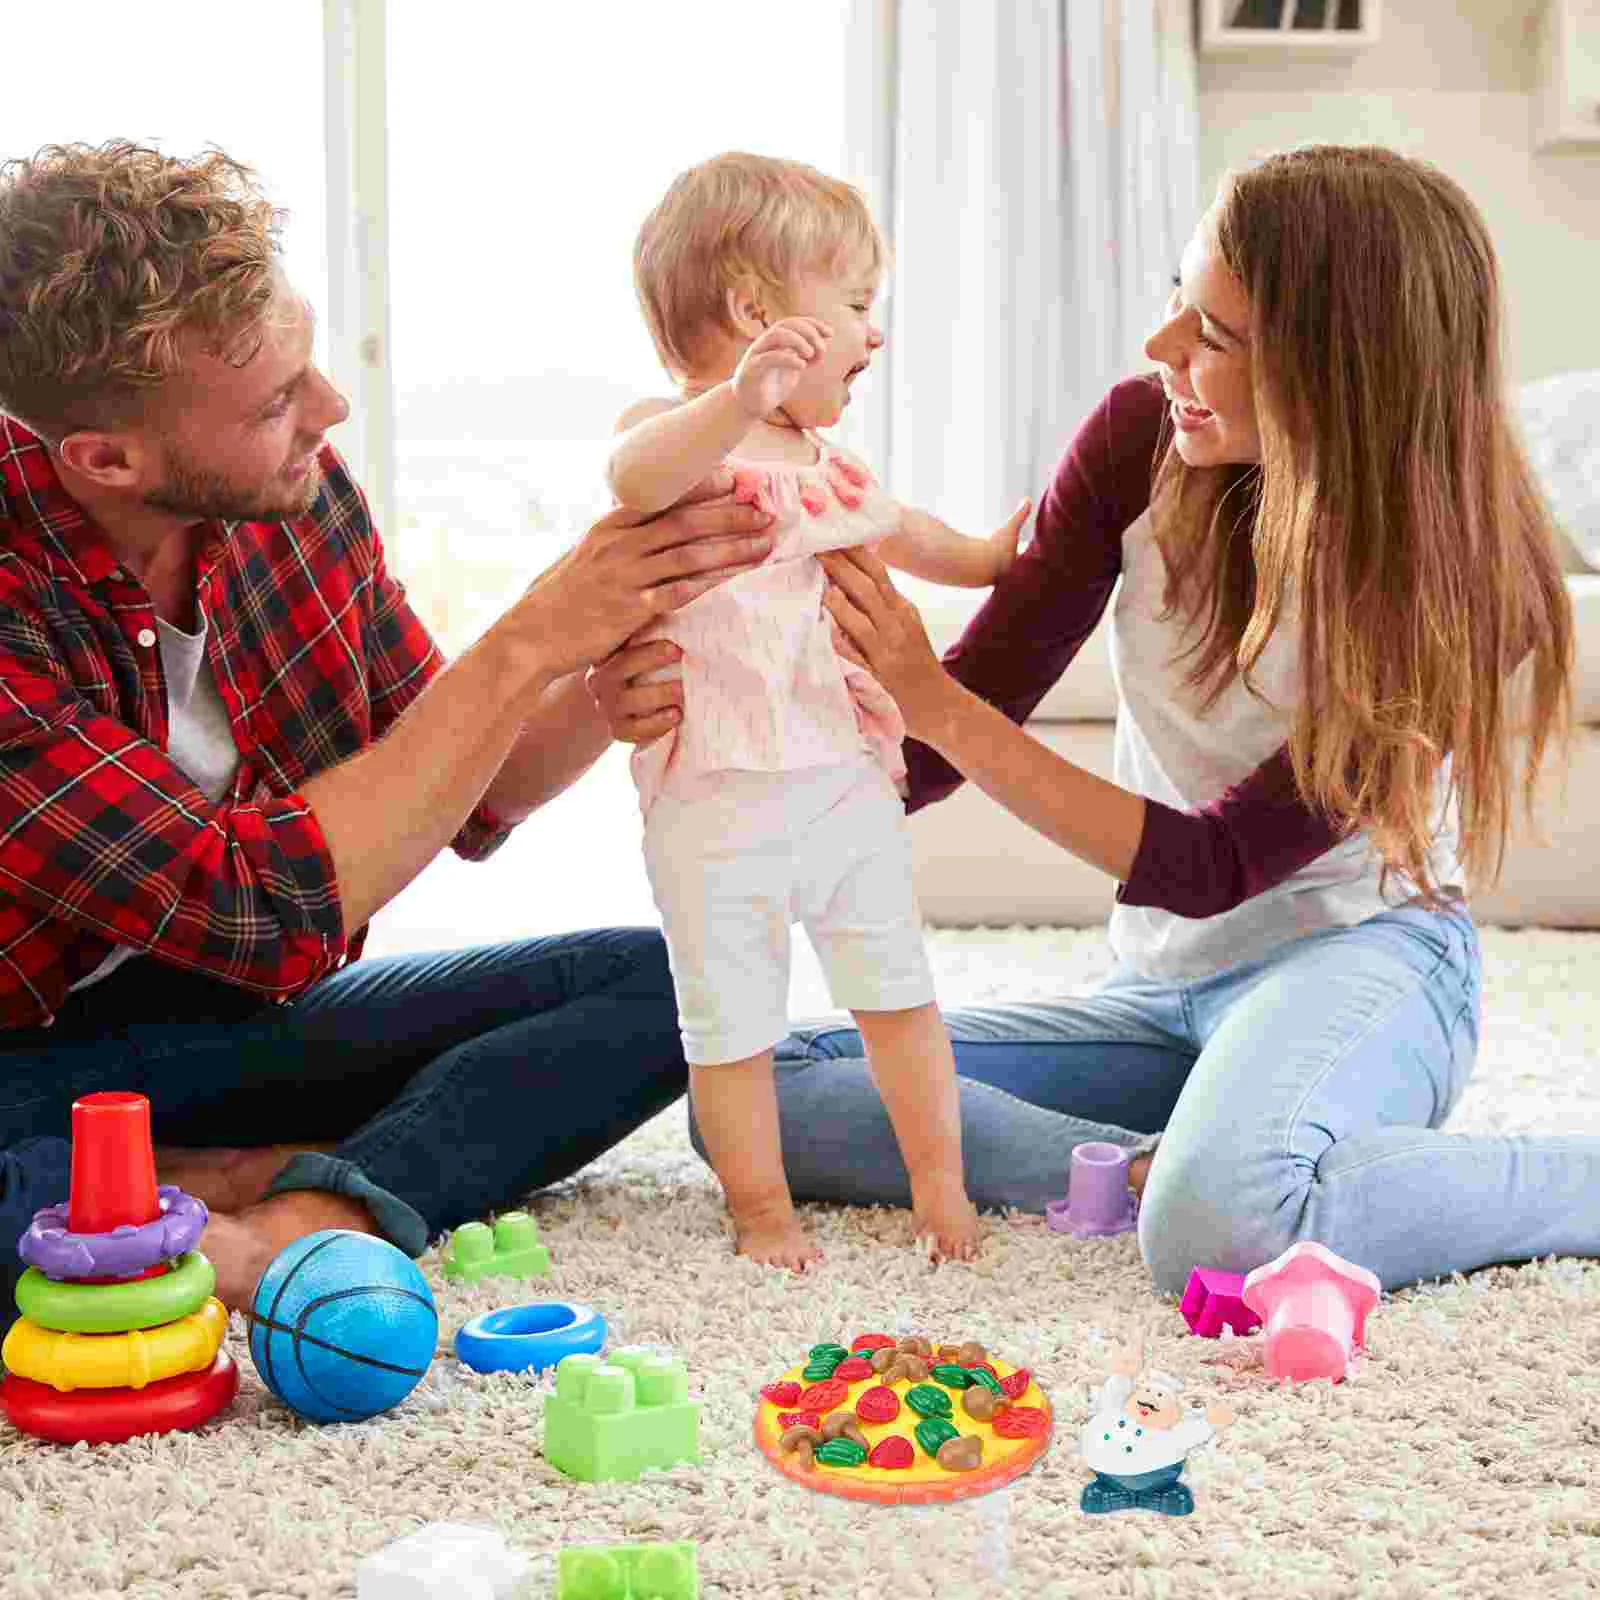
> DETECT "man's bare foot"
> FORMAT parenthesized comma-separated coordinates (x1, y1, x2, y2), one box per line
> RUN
(156, 1144, 340, 1215)
(912, 1177, 981, 1262)
(201, 1189, 379, 1310)
(731, 1199, 822, 1272)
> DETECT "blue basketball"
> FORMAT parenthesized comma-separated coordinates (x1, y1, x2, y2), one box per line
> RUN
(246, 1230, 437, 1424)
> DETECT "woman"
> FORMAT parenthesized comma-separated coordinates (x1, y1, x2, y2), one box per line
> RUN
(591, 146, 1592, 1294)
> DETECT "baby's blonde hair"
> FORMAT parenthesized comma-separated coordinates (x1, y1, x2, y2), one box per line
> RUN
(633, 151, 888, 380)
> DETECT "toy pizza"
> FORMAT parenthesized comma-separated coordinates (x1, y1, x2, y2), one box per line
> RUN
(754, 1331, 1052, 1504)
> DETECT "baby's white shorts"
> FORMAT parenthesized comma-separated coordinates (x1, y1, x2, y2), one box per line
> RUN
(642, 758, 936, 1066)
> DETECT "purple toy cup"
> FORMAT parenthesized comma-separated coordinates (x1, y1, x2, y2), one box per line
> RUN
(1045, 1141, 1138, 1237)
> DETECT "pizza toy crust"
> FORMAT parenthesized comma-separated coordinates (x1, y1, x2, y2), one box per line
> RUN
(754, 1332, 1052, 1505)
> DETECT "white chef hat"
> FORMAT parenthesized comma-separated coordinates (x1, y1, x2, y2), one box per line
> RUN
(1136, 1371, 1183, 1397)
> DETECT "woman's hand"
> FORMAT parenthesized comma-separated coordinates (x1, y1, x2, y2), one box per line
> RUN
(587, 633, 684, 747)
(818, 546, 954, 741)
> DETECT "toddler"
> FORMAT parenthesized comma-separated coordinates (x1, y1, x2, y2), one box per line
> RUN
(608, 153, 1030, 1269)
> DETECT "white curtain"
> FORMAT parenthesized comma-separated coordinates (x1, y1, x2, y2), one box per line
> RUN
(840, 0, 1199, 535)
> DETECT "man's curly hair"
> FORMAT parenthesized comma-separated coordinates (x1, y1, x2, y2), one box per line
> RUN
(0, 140, 285, 443)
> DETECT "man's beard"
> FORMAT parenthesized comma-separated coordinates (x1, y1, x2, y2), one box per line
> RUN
(142, 444, 322, 521)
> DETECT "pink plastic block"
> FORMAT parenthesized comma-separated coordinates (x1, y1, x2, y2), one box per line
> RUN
(1180, 1267, 1263, 1338)
(1241, 1241, 1381, 1384)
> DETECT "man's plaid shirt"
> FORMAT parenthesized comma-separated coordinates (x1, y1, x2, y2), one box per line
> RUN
(0, 418, 512, 1030)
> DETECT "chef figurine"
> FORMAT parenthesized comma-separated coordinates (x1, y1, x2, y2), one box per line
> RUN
(1078, 1341, 1235, 1515)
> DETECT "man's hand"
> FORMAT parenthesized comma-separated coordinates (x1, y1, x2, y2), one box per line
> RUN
(732, 317, 831, 419)
(507, 472, 772, 680)
(588, 633, 685, 746)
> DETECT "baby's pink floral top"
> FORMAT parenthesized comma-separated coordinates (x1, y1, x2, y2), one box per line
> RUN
(631, 439, 907, 814)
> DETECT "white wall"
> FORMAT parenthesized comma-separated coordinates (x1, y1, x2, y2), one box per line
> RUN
(1197, 0, 1600, 382)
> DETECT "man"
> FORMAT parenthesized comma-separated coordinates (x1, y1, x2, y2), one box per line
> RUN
(0, 141, 774, 1316)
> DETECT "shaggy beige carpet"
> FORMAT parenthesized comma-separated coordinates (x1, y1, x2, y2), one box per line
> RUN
(1, 926, 1597, 1600)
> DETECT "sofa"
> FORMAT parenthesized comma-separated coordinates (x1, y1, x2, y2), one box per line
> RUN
(909, 372, 1600, 929)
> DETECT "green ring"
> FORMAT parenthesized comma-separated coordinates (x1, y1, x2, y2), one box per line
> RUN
(15, 1251, 216, 1333)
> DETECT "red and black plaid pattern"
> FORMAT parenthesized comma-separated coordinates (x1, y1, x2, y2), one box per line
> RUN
(0, 417, 509, 1029)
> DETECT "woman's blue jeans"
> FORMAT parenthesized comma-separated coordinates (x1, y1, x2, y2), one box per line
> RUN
(0, 929, 686, 1322)
(767, 903, 1600, 1292)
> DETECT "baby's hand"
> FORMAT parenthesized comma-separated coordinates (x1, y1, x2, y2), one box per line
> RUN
(1205, 1402, 1237, 1428)
(986, 498, 1032, 583)
(733, 316, 832, 419)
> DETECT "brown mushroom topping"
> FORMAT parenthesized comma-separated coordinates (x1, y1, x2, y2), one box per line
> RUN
(870, 1347, 899, 1375)
(962, 1386, 1001, 1422)
(935, 1344, 962, 1362)
(937, 1435, 985, 1472)
(897, 1335, 933, 1358)
(956, 1341, 987, 1367)
(821, 1412, 869, 1450)
(780, 1424, 823, 1456)
(900, 1354, 930, 1382)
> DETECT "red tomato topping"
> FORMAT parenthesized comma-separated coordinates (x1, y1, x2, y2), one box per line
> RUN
(775, 1409, 823, 1431)
(990, 1404, 1049, 1439)
(998, 1369, 1032, 1399)
(867, 1434, 915, 1470)
(851, 1332, 896, 1352)
(761, 1382, 803, 1408)
(854, 1385, 901, 1425)
(832, 1357, 874, 1382)
(798, 1378, 850, 1412)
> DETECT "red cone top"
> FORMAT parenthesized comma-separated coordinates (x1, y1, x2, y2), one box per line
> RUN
(67, 1091, 160, 1235)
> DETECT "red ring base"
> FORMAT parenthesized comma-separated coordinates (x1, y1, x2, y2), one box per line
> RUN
(1, 1351, 238, 1444)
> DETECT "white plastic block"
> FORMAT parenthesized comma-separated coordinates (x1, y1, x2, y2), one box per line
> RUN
(356, 1522, 530, 1600)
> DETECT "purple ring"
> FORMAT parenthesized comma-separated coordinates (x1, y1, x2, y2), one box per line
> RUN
(17, 1185, 209, 1280)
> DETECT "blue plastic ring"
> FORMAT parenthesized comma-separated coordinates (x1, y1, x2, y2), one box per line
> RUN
(454, 1300, 607, 1375)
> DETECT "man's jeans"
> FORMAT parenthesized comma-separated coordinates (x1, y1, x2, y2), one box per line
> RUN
(768, 904, 1600, 1292)
(0, 928, 686, 1322)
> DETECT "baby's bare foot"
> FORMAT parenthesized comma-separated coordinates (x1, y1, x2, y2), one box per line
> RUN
(731, 1200, 822, 1272)
(912, 1177, 981, 1262)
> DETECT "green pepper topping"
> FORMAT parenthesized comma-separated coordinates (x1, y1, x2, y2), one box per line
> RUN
(914, 1417, 961, 1457)
(930, 1363, 974, 1389)
(807, 1343, 849, 1363)
(905, 1383, 953, 1418)
(815, 1437, 868, 1467)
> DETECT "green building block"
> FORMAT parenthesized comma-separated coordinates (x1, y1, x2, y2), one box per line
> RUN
(442, 1211, 551, 1282)
(543, 1348, 701, 1482)
(557, 1541, 698, 1600)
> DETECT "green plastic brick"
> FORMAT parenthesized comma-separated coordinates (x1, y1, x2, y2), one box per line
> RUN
(557, 1541, 699, 1600)
(442, 1211, 551, 1282)
(543, 1348, 700, 1483)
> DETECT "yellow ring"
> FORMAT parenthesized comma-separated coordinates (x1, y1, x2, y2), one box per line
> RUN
(1, 1297, 228, 1392)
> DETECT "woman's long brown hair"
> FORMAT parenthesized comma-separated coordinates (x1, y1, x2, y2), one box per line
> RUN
(1152, 145, 1573, 900)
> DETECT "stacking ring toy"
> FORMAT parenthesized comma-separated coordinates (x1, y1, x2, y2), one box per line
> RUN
(454, 1300, 607, 1375)
(15, 1251, 216, 1334)
(1, 1296, 227, 1391)
(0, 1351, 240, 1444)
(19, 1184, 208, 1280)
